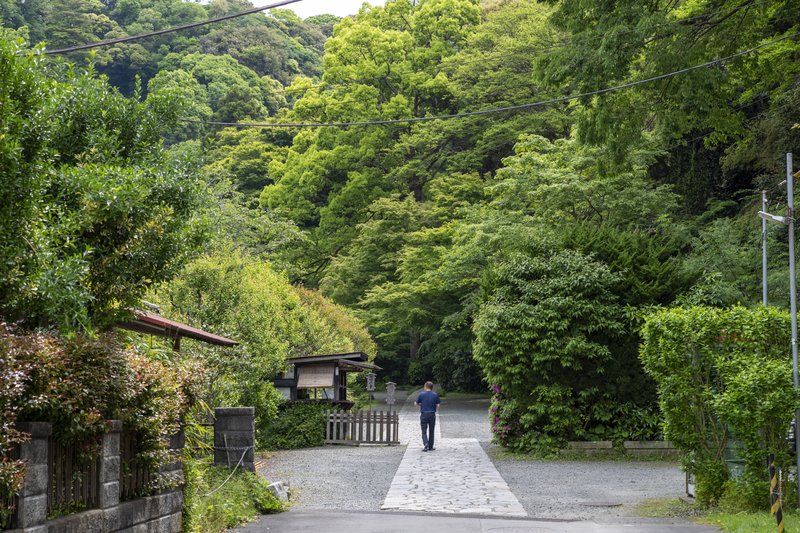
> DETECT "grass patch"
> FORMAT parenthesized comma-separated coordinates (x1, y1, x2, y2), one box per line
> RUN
(703, 510, 798, 532)
(634, 498, 706, 519)
(557, 449, 678, 461)
(183, 457, 285, 533)
(438, 391, 491, 400)
(633, 498, 799, 532)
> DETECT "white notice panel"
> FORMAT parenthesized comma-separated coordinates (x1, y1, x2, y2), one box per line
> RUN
(277, 387, 291, 400)
(296, 364, 335, 388)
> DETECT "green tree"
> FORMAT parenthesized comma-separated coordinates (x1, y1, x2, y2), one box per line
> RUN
(199, 10, 324, 84)
(158, 52, 283, 120)
(148, 69, 213, 143)
(261, 0, 483, 281)
(153, 250, 375, 440)
(0, 31, 207, 332)
(41, 0, 118, 49)
(203, 127, 290, 195)
(474, 242, 626, 452)
(538, 0, 800, 207)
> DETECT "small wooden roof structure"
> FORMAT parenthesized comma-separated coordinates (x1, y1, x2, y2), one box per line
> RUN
(286, 352, 381, 371)
(117, 311, 238, 351)
(275, 352, 381, 408)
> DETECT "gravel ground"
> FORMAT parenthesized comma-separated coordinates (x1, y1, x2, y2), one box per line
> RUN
(437, 393, 493, 441)
(258, 445, 405, 510)
(256, 388, 411, 511)
(485, 444, 686, 520)
(436, 392, 688, 520)
(258, 390, 687, 520)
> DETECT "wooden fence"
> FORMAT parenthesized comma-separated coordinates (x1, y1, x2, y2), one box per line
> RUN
(0, 494, 15, 531)
(120, 431, 151, 501)
(47, 438, 99, 515)
(325, 410, 399, 445)
(1, 445, 19, 530)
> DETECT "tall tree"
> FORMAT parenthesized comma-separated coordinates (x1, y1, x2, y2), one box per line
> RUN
(0, 31, 207, 332)
(537, 0, 800, 207)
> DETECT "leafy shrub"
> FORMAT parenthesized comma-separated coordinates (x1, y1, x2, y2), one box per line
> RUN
(182, 456, 283, 533)
(640, 305, 797, 507)
(607, 403, 663, 442)
(259, 402, 328, 450)
(0, 324, 202, 513)
(0, 29, 207, 333)
(474, 245, 626, 452)
(0, 326, 29, 525)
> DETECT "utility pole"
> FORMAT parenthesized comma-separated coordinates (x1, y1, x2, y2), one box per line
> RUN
(763, 190, 768, 307)
(787, 153, 800, 506)
(758, 154, 800, 504)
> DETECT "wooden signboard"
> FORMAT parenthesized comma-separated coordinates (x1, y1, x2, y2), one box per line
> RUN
(296, 364, 335, 388)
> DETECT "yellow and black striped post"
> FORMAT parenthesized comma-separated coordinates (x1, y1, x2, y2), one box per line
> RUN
(769, 453, 785, 533)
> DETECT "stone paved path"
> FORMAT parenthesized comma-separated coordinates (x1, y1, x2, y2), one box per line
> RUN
(381, 391, 527, 517)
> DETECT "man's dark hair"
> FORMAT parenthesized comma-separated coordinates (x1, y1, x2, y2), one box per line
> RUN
(424, 381, 434, 390)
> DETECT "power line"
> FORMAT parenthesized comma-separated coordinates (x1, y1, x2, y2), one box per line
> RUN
(270, 0, 769, 98)
(182, 31, 799, 129)
(45, 0, 304, 55)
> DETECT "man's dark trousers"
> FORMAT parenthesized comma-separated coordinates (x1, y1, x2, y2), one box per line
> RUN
(420, 412, 436, 449)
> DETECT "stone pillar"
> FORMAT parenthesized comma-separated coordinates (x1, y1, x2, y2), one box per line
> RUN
(214, 407, 255, 472)
(98, 420, 122, 531)
(14, 422, 51, 532)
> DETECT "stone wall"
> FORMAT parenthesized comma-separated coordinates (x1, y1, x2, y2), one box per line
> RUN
(7, 421, 183, 533)
(213, 407, 255, 473)
(565, 440, 678, 457)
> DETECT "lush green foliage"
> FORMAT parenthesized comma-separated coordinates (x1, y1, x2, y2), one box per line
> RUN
(0, 29, 207, 332)
(539, 0, 800, 184)
(474, 243, 627, 452)
(2, 0, 327, 93)
(5, 0, 800, 476)
(182, 456, 283, 533)
(641, 306, 798, 508)
(259, 401, 328, 450)
(151, 250, 375, 444)
(0, 324, 201, 514)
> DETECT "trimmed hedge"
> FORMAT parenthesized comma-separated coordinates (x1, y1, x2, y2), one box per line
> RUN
(641, 305, 799, 508)
(259, 402, 328, 450)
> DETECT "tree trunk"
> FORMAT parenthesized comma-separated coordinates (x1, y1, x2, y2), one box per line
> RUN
(409, 330, 421, 360)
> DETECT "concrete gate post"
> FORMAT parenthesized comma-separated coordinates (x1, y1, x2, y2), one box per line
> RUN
(214, 408, 255, 473)
(14, 422, 51, 532)
(98, 420, 122, 531)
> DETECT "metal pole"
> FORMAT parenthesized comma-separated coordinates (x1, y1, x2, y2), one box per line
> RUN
(787, 153, 800, 506)
(763, 190, 768, 307)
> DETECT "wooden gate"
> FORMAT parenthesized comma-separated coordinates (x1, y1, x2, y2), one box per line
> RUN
(325, 410, 399, 445)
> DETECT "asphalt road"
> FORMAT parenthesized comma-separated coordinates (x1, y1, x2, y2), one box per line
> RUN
(238, 510, 719, 533)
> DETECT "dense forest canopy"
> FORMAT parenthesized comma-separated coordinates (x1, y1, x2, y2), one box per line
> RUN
(2, 0, 799, 449)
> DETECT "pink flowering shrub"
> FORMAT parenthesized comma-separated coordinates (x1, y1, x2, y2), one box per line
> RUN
(489, 384, 513, 445)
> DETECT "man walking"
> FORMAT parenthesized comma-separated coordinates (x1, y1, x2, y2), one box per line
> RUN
(415, 381, 441, 451)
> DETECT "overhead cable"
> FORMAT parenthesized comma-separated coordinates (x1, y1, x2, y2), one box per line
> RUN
(45, 0, 304, 55)
(271, 0, 769, 97)
(182, 31, 799, 129)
